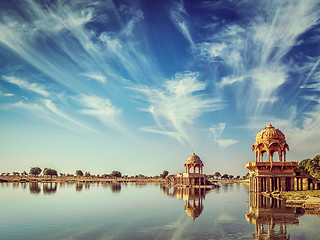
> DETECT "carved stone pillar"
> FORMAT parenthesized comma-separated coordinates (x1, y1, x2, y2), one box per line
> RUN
(290, 177, 294, 191)
(266, 177, 271, 192)
(257, 177, 262, 192)
(280, 177, 286, 191)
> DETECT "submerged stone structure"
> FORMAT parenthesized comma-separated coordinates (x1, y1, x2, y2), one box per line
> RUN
(246, 124, 320, 192)
(165, 153, 211, 187)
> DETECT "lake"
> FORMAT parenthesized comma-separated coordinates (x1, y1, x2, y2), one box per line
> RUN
(1, 182, 320, 239)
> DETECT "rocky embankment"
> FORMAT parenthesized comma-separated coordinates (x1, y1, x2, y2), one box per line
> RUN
(262, 190, 320, 214)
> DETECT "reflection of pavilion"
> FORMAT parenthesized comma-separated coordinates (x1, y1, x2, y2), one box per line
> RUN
(246, 193, 304, 239)
(163, 187, 210, 220)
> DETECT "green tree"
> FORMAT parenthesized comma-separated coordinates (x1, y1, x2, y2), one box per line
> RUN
(221, 174, 228, 179)
(299, 158, 310, 172)
(160, 170, 169, 178)
(214, 172, 221, 179)
(299, 155, 320, 179)
(306, 155, 320, 179)
(75, 170, 84, 177)
(43, 168, 58, 179)
(30, 167, 42, 176)
(111, 171, 122, 178)
(243, 172, 250, 179)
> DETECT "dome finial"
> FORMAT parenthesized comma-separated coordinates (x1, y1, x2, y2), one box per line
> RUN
(267, 123, 273, 128)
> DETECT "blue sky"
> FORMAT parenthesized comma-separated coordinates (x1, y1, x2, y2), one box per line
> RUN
(1, 0, 320, 176)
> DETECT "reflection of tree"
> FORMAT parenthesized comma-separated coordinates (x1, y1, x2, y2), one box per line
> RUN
(29, 182, 41, 194)
(163, 187, 211, 220)
(246, 193, 304, 239)
(111, 182, 121, 193)
(76, 182, 83, 191)
(133, 182, 148, 188)
(43, 182, 57, 195)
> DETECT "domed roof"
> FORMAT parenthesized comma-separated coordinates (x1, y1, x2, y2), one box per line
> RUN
(255, 124, 285, 141)
(185, 205, 203, 220)
(185, 153, 203, 165)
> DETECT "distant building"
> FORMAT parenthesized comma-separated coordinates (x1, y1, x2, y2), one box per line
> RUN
(246, 124, 320, 192)
(165, 153, 208, 187)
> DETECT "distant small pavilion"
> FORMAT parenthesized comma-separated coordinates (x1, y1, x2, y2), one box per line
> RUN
(165, 153, 206, 187)
(246, 124, 320, 192)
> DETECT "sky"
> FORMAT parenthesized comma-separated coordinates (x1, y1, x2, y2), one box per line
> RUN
(1, 0, 320, 177)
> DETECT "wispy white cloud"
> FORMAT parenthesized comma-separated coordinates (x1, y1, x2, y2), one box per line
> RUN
(0, 0, 151, 95)
(193, 0, 320, 117)
(4, 99, 94, 133)
(76, 94, 124, 132)
(121, 9, 144, 36)
(170, 1, 194, 45)
(220, 76, 245, 87)
(0, 0, 148, 135)
(84, 73, 107, 84)
(2, 75, 49, 97)
(40, 98, 93, 132)
(132, 72, 222, 145)
(284, 101, 320, 156)
(0, 90, 14, 97)
(210, 123, 238, 149)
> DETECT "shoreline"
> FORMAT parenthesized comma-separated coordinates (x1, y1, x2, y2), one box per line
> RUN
(0, 176, 165, 183)
(261, 190, 320, 214)
(0, 177, 250, 184)
(210, 179, 249, 184)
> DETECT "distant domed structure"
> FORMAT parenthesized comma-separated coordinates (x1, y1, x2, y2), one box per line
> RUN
(184, 153, 204, 173)
(165, 153, 213, 187)
(252, 124, 289, 162)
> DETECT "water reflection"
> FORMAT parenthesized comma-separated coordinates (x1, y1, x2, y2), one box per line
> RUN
(76, 182, 83, 191)
(43, 182, 58, 194)
(25, 182, 125, 194)
(29, 182, 41, 194)
(162, 187, 211, 220)
(246, 193, 304, 239)
(111, 182, 121, 193)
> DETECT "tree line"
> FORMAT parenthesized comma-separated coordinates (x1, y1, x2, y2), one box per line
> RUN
(207, 172, 246, 180)
(1, 168, 249, 180)
(1, 168, 171, 179)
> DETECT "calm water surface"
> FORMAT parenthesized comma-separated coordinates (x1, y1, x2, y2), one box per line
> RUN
(1, 182, 320, 240)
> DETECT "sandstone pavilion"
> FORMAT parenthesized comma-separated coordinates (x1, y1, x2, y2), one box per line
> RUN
(246, 124, 320, 192)
(165, 153, 213, 188)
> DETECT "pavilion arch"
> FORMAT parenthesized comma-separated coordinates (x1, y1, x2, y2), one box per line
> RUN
(269, 142, 282, 162)
(255, 143, 268, 162)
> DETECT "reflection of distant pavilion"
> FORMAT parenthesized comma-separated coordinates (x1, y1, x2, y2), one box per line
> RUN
(246, 193, 304, 239)
(165, 153, 208, 187)
(163, 187, 210, 220)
